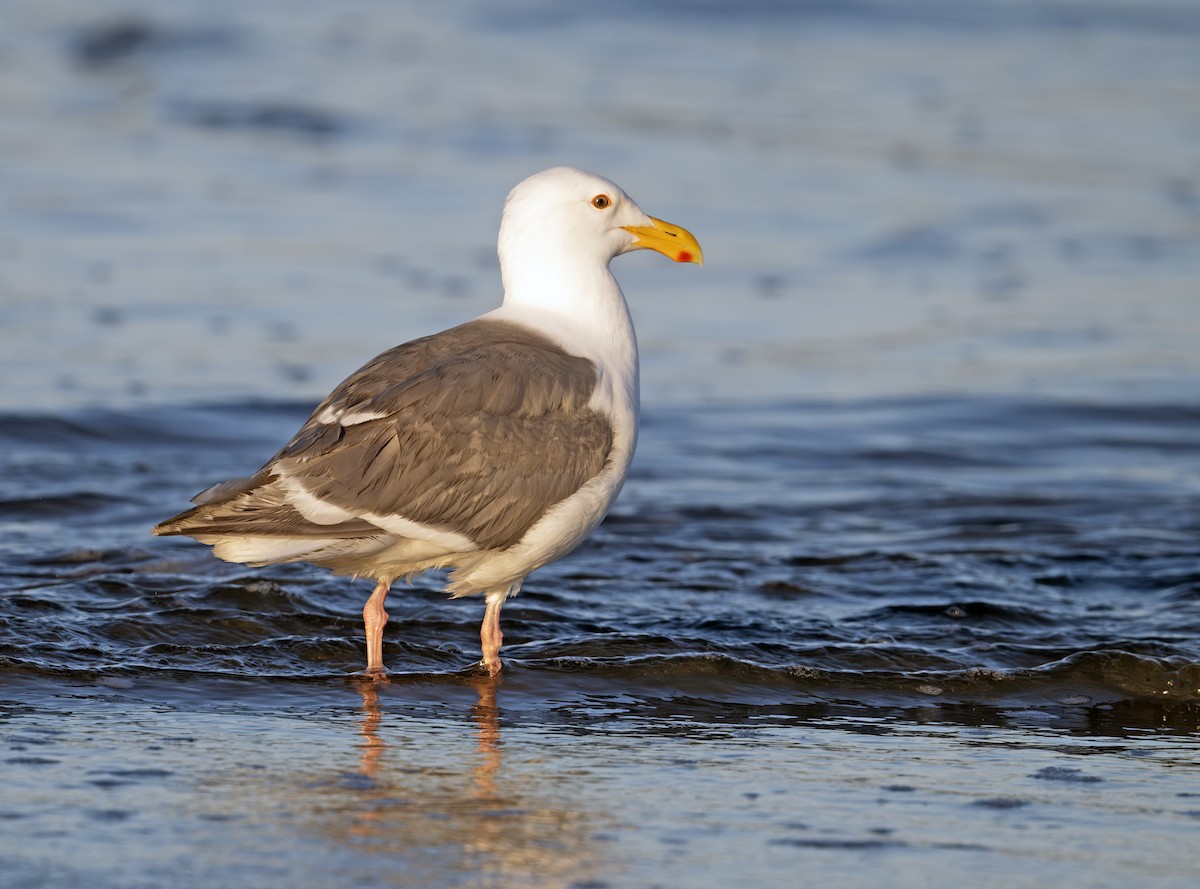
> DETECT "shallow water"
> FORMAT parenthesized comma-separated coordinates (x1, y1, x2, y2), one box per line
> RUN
(3, 0, 1200, 887)
(3, 397, 1199, 887)
(4, 398, 1200, 709)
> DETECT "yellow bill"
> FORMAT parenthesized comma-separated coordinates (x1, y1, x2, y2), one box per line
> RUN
(623, 216, 704, 266)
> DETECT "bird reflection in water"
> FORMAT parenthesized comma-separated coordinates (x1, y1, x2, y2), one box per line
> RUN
(467, 676, 502, 802)
(354, 678, 388, 780)
(353, 675, 500, 789)
(335, 675, 604, 888)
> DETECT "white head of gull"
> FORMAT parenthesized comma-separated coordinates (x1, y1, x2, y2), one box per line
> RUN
(154, 166, 703, 677)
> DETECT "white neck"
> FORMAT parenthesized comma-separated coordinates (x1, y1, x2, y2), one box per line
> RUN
(500, 247, 636, 356)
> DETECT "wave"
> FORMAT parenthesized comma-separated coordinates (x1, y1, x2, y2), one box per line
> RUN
(2, 396, 1198, 734)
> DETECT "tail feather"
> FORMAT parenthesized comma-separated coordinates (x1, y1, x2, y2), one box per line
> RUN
(153, 473, 378, 540)
(153, 471, 465, 577)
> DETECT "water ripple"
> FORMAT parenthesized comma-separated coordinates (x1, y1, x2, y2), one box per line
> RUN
(1, 397, 1198, 722)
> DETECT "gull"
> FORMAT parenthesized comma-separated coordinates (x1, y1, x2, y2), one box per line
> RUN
(154, 166, 703, 676)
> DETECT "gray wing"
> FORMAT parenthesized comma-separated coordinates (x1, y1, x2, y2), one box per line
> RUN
(157, 320, 614, 551)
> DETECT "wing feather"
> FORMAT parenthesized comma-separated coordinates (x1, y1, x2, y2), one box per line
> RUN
(154, 319, 614, 553)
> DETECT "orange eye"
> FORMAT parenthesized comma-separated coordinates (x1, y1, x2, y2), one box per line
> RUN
(591, 194, 612, 210)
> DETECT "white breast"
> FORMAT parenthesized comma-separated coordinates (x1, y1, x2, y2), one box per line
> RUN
(443, 296, 640, 597)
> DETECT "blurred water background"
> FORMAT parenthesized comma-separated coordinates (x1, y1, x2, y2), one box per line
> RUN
(2, 1, 1199, 887)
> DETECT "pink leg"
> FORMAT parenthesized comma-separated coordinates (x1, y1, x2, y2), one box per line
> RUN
(362, 580, 390, 676)
(480, 593, 505, 676)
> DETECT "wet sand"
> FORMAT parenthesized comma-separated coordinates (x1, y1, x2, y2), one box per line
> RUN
(5, 675, 1199, 889)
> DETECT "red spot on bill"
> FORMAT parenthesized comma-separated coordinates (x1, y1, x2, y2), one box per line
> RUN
(676, 251, 694, 263)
